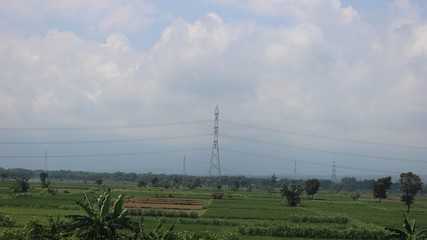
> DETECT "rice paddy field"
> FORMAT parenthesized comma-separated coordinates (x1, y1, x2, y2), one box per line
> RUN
(0, 179, 426, 239)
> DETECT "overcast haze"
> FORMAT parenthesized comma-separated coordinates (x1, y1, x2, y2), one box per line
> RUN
(1, 0, 426, 178)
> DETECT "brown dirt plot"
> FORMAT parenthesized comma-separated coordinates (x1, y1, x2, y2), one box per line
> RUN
(125, 197, 209, 211)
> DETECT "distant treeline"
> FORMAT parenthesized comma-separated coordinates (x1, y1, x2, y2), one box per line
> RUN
(0, 167, 414, 192)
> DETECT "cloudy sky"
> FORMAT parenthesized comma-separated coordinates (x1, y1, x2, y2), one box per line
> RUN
(1, 0, 426, 178)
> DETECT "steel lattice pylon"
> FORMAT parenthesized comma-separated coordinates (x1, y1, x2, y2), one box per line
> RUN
(332, 161, 337, 182)
(209, 105, 220, 178)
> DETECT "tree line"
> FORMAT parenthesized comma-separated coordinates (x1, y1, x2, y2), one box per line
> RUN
(281, 173, 423, 213)
(1, 167, 425, 193)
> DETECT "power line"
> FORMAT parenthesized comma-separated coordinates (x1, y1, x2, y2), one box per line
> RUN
(0, 133, 211, 145)
(0, 120, 211, 131)
(221, 134, 426, 164)
(222, 120, 427, 150)
(221, 148, 400, 174)
(0, 147, 210, 159)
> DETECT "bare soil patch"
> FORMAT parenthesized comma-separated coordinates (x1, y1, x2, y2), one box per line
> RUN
(125, 197, 209, 211)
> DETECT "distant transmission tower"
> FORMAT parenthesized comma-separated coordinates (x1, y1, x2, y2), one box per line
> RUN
(294, 161, 297, 179)
(44, 150, 48, 171)
(331, 161, 337, 182)
(182, 155, 187, 176)
(209, 105, 221, 179)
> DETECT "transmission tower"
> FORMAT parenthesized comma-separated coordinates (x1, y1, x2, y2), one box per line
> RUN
(44, 150, 48, 171)
(209, 105, 221, 178)
(182, 155, 187, 176)
(294, 161, 297, 179)
(331, 161, 337, 182)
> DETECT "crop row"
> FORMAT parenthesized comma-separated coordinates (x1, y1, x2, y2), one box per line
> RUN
(237, 222, 389, 239)
(128, 208, 199, 218)
(289, 214, 350, 224)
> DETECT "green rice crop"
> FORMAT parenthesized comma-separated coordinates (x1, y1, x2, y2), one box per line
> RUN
(289, 214, 350, 224)
(238, 221, 389, 239)
(128, 208, 199, 218)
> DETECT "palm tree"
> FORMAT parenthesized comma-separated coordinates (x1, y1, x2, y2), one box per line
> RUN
(66, 189, 134, 239)
(386, 213, 427, 240)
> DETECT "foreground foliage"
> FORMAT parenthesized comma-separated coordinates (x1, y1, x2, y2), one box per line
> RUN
(66, 189, 134, 239)
(386, 213, 427, 240)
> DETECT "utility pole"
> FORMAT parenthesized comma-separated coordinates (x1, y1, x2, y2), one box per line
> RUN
(209, 105, 221, 181)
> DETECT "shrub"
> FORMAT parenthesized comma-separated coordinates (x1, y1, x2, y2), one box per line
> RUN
(351, 193, 361, 201)
(0, 213, 16, 227)
(0, 228, 25, 240)
(9, 177, 30, 194)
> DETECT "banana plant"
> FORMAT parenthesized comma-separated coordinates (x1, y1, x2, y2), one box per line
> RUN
(386, 213, 427, 240)
(66, 189, 134, 240)
(132, 217, 174, 240)
(281, 184, 304, 207)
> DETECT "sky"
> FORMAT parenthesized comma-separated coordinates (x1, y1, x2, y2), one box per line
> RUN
(0, 0, 426, 179)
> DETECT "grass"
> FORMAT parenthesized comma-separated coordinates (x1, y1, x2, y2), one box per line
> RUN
(0, 180, 426, 239)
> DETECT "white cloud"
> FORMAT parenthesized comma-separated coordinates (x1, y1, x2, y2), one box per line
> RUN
(0, 0, 165, 35)
(206, 0, 360, 24)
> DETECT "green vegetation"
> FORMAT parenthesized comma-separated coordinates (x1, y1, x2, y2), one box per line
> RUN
(9, 177, 30, 194)
(304, 178, 320, 199)
(66, 188, 134, 239)
(128, 208, 199, 218)
(0, 168, 425, 239)
(386, 213, 427, 240)
(39, 173, 51, 189)
(399, 172, 423, 213)
(281, 184, 304, 207)
(373, 176, 392, 203)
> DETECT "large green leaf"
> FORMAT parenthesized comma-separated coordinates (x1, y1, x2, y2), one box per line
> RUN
(100, 192, 111, 218)
(112, 194, 125, 219)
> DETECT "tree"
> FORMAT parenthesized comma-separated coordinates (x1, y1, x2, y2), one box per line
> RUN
(281, 184, 303, 207)
(373, 176, 392, 203)
(9, 177, 30, 194)
(231, 178, 240, 191)
(151, 176, 159, 187)
(39, 172, 51, 189)
(386, 213, 427, 240)
(66, 189, 134, 239)
(341, 177, 357, 192)
(95, 179, 103, 188)
(189, 177, 201, 189)
(0, 171, 8, 182)
(399, 172, 423, 213)
(304, 178, 320, 199)
(137, 179, 147, 188)
(270, 174, 277, 189)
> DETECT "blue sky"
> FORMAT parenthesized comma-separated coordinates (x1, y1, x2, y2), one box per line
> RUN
(0, 0, 426, 179)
